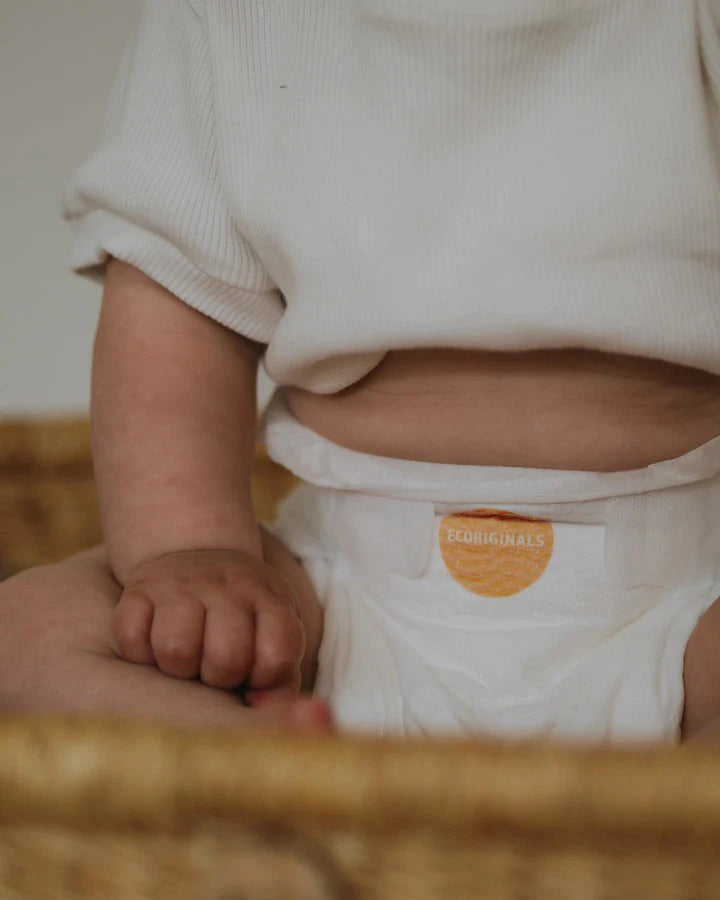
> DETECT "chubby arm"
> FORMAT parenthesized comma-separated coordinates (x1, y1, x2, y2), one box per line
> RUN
(92, 258, 321, 694)
(93, 257, 263, 582)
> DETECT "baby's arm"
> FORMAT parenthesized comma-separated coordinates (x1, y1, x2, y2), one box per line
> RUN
(92, 257, 320, 697)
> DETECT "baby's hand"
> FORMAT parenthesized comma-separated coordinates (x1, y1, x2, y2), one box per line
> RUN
(113, 548, 305, 700)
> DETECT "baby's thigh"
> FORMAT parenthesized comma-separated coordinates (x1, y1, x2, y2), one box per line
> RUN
(0, 546, 122, 696)
(682, 592, 720, 739)
(0, 545, 332, 730)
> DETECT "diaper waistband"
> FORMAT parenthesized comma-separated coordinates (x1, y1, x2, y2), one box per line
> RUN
(259, 391, 720, 588)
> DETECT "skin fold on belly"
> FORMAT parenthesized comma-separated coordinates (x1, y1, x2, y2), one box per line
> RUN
(281, 347, 720, 472)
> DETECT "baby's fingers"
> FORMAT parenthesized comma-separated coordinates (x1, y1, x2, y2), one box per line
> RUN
(201, 602, 255, 689)
(151, 596, 205, 679)
(114, 589, 155, 665)
(248, 596, 305, 697)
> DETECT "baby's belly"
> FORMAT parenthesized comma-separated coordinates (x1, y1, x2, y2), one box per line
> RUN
(281, 348, 720, 471)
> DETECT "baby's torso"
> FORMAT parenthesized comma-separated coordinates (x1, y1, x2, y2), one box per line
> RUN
(282, 347, 720, 471)
(236, 0, 720, 464)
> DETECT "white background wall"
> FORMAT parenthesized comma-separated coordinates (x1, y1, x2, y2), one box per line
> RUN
(0, 0, 274, 417)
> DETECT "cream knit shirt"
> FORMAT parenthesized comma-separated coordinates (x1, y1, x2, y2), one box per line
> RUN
(62, 0, 720, 393)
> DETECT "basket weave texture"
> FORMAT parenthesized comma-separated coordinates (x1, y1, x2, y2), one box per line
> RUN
(3, 416, 720, 899)
(3, 717, 720, 899)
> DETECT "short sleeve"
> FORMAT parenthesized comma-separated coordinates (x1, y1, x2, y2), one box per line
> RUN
(60, 0, 283, 343)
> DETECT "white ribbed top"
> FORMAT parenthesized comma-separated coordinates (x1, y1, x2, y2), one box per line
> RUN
(62, 0, 720, 393)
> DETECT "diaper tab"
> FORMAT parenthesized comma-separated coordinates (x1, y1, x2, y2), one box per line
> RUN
(603, 476, 720, 588)
(331, 492, 436, 578)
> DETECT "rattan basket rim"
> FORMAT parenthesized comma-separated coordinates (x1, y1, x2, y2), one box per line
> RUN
(2, 715, 720, 842)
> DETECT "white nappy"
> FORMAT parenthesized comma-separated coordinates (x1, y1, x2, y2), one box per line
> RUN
(259, 392, 720, 744)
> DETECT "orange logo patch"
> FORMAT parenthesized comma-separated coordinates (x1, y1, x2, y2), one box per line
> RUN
(438, 508, 553, 597)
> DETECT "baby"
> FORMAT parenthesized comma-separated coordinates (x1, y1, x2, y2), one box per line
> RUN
(3, 0, 720, 742)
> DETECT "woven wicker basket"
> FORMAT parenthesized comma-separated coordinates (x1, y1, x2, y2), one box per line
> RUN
(2, 416, 720, 899)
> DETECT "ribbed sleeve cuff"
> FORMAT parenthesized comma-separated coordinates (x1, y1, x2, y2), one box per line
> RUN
(66, 208, 284, 344)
